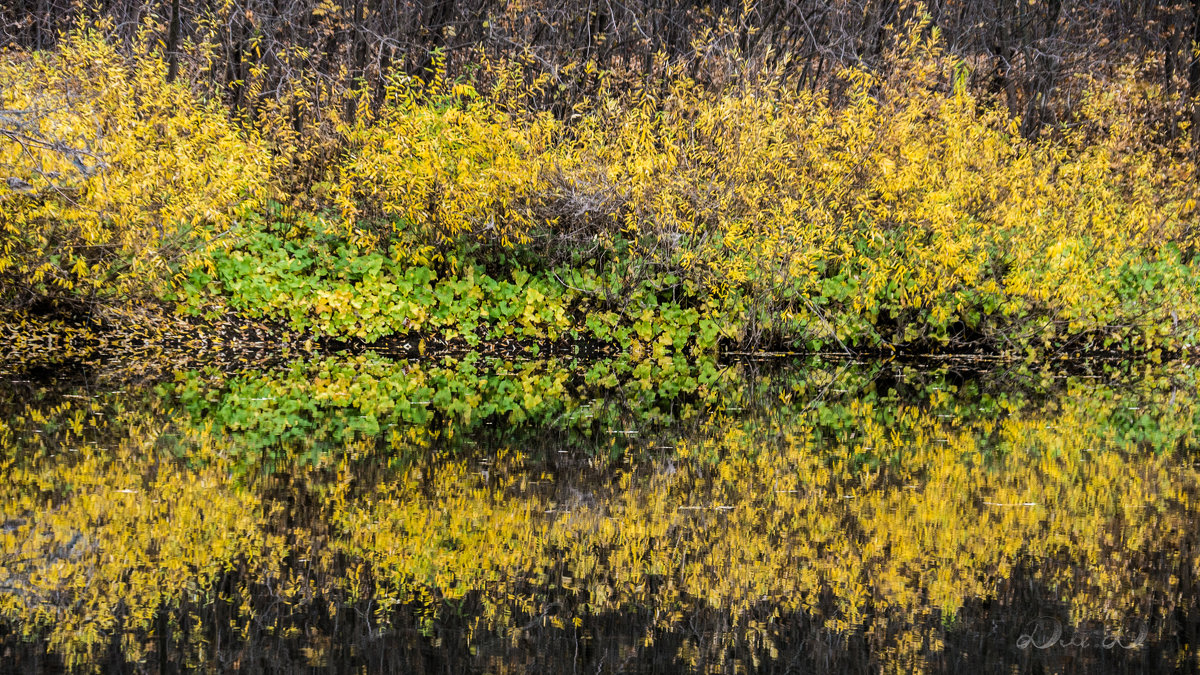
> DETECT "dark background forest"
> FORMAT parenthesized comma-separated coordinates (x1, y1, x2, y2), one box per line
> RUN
(5, 0, 1200, 142)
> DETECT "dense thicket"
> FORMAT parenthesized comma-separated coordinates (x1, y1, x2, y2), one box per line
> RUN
(2, 3, 1199, 356)
(5, 0, 1200, 142)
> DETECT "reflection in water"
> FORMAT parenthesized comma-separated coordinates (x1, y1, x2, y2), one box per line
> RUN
(1, 353, 1199, 673)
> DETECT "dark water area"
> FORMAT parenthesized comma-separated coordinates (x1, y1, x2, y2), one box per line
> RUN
(2, 343, 1200, 673)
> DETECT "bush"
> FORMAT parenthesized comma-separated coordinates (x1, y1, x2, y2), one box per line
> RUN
(0, 29, 275, 311)
(329, 67, 559, 247)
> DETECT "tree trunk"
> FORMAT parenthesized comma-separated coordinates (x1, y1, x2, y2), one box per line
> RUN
(1189, 0, 1200, 148)
(166, 0, 180, 83)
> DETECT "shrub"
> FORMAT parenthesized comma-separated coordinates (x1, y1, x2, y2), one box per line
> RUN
(0, 29, 275, 311)
(329, 66, 559, 248)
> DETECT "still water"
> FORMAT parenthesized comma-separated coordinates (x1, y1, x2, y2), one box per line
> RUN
(1, 344, 1198, 673)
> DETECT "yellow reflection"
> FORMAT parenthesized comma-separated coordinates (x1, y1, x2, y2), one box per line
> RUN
(2, 363, 1199, 672)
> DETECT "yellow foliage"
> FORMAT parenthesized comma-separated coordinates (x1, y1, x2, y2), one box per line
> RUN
(0, 29, 275, 305)
(5, 25, 1197, 352)
(330, 66, 559, 246)
(535, 27, 1199, 345)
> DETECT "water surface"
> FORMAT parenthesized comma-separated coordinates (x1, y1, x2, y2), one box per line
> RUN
(2, 348, 1198, 673)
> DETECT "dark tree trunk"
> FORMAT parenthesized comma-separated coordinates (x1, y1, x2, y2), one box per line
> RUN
(1019, 0, 1063, 139)
(1190, 0, 1200, 148)
(227, 3, 247, 112)
(166, 0, 181, 82)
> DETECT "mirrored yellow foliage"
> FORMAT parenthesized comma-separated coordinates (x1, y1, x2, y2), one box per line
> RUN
(2, 358, 1198, 671)
(0, 395, 277, 667)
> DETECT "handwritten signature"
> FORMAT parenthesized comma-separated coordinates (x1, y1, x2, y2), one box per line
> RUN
(1016, 617, 1147, 650)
